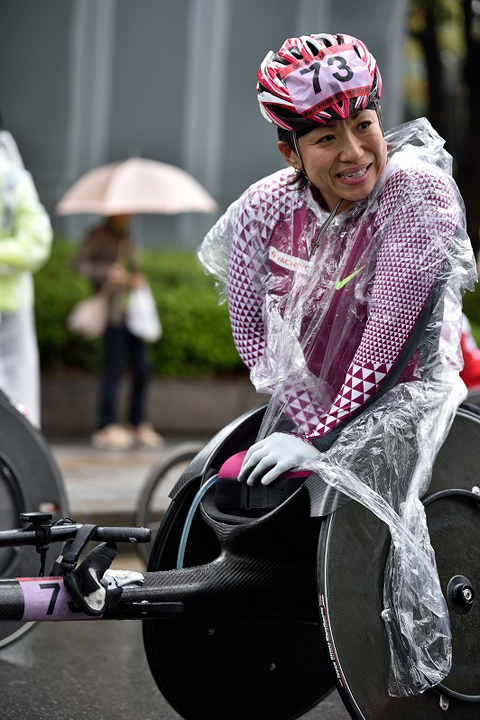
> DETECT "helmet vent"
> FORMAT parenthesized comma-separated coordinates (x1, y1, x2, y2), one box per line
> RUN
(306, 40, 320, 55)
(274, 53, 289, 66)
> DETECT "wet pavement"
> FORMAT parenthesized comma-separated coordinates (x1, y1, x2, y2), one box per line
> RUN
(0, 616, 351, 720)
(0, 438, 352, 720)
(50, 437, 188, 528)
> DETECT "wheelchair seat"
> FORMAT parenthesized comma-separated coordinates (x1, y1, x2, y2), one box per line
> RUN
(213, 448, 311, 518)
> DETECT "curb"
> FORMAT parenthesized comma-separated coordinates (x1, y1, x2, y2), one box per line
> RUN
(42, 374, 268, 438)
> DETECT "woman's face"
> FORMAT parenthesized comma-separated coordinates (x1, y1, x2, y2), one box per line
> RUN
(279, 109, 387, 212)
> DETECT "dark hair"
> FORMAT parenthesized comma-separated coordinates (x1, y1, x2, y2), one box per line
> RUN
(276, 128, 309, 191)
(288, 166, 309, 190)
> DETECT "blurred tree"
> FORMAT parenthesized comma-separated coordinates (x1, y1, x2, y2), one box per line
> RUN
(409, 0, 448, 138)
(461, 0, 480, 250)
(407, 0, 480, 250)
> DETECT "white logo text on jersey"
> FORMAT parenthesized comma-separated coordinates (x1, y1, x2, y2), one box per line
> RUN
(269, 247, 311, 274)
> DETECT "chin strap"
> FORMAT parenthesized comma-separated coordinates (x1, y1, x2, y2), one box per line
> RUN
(373, 101, 385, 136)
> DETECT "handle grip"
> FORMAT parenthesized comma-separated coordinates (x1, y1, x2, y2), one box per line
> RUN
(0, 523, 151, 547)
(95, 526, 151, 543)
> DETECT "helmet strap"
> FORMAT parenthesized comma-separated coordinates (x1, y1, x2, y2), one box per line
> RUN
(290, 131, 307, 177)
(311, 198, 344, 257)
(373, 102, 384, 136)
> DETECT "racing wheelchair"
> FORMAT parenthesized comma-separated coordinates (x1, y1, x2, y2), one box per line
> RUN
(0, 392, 479, 720)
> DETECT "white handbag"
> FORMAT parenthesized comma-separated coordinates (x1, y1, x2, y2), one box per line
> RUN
(125, 284, 162, 342)
(67, 291, 109, 340)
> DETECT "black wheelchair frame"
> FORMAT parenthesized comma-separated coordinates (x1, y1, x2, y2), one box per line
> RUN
(0, 393, 479, 720)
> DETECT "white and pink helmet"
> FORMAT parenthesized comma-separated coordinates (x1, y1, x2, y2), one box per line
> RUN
(257, 33, 382, 132)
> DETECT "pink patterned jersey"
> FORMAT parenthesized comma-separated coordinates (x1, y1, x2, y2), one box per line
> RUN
(226, 156, 459, 444)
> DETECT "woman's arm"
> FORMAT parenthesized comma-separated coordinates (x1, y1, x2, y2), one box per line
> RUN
(228, 198, 270, 371)
(239, 165, 462, 485)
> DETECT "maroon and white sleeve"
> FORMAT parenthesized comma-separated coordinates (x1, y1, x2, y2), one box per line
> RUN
(227, 201, 270, 371)
(306, 166, 459, 442)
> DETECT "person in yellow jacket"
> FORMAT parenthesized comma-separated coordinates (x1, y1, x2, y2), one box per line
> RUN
(0, 122, 52, 427)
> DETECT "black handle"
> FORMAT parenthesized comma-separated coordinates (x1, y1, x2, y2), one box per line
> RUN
(95, 526, 151, 543)
(0, 524, 151, 548)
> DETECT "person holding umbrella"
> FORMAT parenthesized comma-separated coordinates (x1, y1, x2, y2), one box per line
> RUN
(57, 157, 217, 450)
(73, 213, 164, 450)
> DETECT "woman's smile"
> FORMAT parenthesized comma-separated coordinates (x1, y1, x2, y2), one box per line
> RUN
(336, 163, 372, 185)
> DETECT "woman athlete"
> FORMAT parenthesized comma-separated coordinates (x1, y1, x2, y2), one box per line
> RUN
(199, 32, 476, 695)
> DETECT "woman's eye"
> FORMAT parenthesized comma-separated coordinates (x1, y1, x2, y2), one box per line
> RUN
(318, 134, 335, 143)
(358, 121, 372, 131)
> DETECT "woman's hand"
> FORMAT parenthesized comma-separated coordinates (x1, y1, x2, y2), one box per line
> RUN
(130, 272, 147, 290)
(238, 432, 319, 486)
(107, 263, 129, 285)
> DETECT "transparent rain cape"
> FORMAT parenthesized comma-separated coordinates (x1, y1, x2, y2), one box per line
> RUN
(199, 118, 477, 696)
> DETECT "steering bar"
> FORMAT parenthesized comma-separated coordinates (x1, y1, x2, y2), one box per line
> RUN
(0, 523, 151, 547)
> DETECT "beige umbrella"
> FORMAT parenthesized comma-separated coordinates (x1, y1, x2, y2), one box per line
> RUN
(56, 158, 217, 216)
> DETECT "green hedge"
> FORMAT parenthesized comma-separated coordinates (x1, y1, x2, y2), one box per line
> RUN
(35, 239, 245, 377)
(462, 282, 480, 345)
(39, 240, 480, 377)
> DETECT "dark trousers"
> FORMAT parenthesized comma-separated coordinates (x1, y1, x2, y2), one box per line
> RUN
(99, 324, 150, 429)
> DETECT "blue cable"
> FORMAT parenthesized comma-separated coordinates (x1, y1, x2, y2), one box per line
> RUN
(176, 474, 219, 569)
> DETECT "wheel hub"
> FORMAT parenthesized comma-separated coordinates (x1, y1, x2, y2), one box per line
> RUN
(447, 575, 475, 615)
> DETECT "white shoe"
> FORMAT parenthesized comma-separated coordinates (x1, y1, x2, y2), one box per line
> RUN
(134, 422, 164, 450)
(91, 424, 135, 450)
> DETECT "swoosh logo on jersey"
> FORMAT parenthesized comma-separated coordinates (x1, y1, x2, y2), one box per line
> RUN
(335, 265, 365, 290)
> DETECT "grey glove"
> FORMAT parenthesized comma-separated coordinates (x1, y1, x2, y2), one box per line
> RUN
(238, 432, 320, 486)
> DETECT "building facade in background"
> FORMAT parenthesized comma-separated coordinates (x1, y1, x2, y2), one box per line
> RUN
(0, 0, 409, 248)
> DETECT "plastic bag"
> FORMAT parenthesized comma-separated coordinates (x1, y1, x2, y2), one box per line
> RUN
(200, 118, 477, 696)
(125, 284, 162, 342)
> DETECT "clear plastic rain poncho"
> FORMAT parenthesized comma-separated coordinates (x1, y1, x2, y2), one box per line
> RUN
(199, 118, 477, 696)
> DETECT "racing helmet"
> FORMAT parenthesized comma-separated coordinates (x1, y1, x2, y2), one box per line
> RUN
(257, 33, 382, 133)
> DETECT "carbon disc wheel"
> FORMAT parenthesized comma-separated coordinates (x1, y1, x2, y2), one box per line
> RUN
(317, 408, 480, 719)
